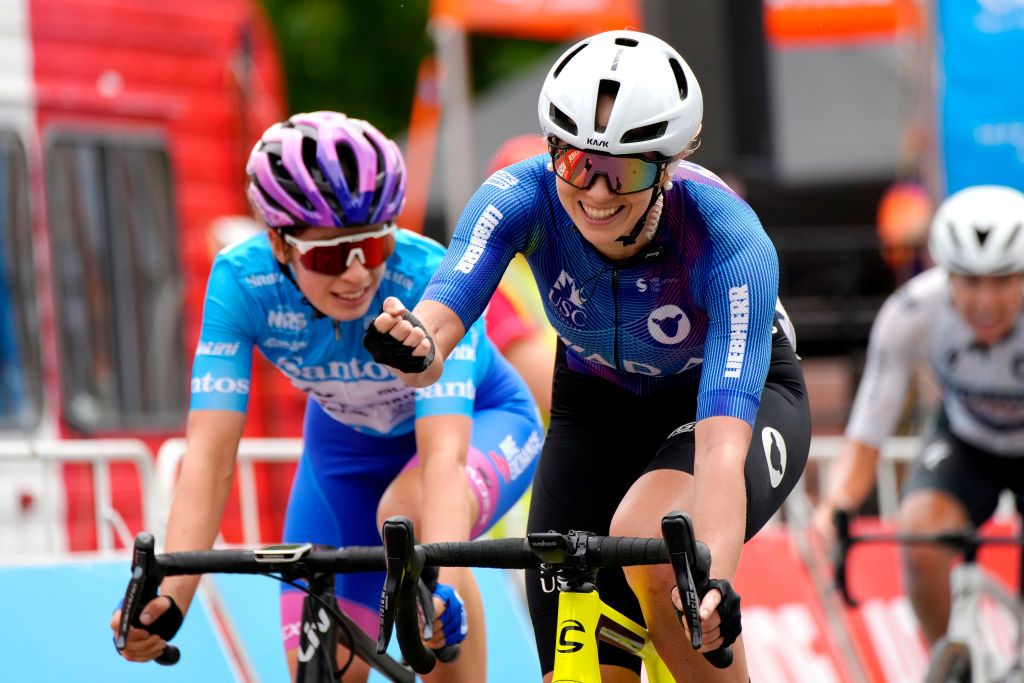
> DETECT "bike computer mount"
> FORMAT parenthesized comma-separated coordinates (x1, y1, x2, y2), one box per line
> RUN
(253, 542, 313, 563)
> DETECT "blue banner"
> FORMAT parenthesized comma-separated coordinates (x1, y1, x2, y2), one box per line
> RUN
(937, 0, 1024, 193)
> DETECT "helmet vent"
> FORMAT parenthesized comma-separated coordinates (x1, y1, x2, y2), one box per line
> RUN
(595, 80, 620, 134)
(973, 225, 992, 246)
(614, 37, 638, 47)
(946, 222, 961, 250)
(549, 104, 578, 136)
(554, 42, 588, 78)
(1002, 222, 1022, 248)
(621, 122, 668, 144)
(668, 58, 689, 100)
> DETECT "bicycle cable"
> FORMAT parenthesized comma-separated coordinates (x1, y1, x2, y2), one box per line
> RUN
(264, 573, 358, 679)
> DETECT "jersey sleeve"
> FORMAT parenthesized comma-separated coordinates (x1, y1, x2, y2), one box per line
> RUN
(695, 191, 779, 425)
(844, 282, 929, 446)
(423, 163, 542, 332)
(189, 256, 257, 413)
(414, 315, 490, 419)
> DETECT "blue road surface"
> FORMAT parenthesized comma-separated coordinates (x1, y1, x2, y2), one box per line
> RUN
(0, 558, 539, 682)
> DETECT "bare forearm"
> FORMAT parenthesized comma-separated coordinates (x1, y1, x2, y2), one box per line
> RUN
(410, 299, 467, 386)
(415, 415, 474, 544)
(692, 450, 747, 581)
(419, 458, 473, 544)
(692, 417, 750, 581)
(161, 454, 236, 610)
(160, 410, 244, 612)
(823, 439, 881, 511)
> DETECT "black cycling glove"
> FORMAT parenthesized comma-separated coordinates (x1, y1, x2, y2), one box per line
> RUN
(706, 578, 742, 648)
(363, 309, 436, 374)
(136, 595, 184, 641)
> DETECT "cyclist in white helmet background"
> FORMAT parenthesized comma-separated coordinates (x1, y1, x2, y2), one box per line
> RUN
(364, 30, 811, 683)
(814, 185, 1024, 645)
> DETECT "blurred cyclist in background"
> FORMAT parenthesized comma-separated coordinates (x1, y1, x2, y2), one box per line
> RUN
(111, 111, 543, 682)
(365, 30, 810, 683)
(814, 185, 1024, 644)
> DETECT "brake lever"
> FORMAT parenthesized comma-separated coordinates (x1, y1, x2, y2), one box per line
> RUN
(379, 516, 436, 674)
(832, 509, 858, 607)
(378, 518, 410, 654)
(661, 512, 703, 650)
(115, 532, 180, 665)
(661, 511, 733, 669)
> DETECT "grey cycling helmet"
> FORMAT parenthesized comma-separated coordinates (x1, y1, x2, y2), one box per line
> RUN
(928, 185, 1024, 275)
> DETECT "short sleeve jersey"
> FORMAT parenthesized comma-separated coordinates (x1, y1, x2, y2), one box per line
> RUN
(423, 155, 779, 426)
(190, 230, 502, 437)
(846, 267, 1024, 455)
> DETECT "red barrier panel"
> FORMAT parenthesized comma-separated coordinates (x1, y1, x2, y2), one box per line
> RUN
(735, 527, 858, 682)
(827, 517, 1021, 682)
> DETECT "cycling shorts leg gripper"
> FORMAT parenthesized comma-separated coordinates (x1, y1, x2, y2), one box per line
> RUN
(400, 406, 543, 538)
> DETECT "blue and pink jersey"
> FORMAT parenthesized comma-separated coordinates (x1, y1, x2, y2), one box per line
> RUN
(424, 155, 779, 426)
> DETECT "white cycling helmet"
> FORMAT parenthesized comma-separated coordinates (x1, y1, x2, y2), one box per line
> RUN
(928, 185, 1024, 275)
(538, 30, 703, 159)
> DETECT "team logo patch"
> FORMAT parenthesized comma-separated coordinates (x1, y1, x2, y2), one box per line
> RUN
(647, 305, 690, 344)
(549, 270, 588, 327)
(922, 440, 951, 471)
(761, 427, 787, 488)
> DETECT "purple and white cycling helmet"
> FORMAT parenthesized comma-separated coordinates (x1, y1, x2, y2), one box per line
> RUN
(246, 111, 406, 231)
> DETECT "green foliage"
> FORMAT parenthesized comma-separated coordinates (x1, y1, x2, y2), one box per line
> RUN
(259, 0, 432, 137)
(258, 1, 557, 137)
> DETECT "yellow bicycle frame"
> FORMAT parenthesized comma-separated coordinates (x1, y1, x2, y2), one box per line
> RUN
(552, 588, 675, 683)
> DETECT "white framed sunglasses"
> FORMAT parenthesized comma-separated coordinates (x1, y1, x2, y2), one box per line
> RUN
(283, 223, 397, 275)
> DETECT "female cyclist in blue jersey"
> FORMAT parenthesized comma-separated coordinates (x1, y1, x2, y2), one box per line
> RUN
(365, 31, 811, 683)
(110, 111, 543, 682)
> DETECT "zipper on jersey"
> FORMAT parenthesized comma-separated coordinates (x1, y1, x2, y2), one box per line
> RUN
(611, 267, 620, 369)
(333, 319, 341, 341)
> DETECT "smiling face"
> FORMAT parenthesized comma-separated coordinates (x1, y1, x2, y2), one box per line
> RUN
(555, 171, 658, 260)
(948, 272, 1024, 345)
(551, 92, 665, 260)
(269, 226, 386, 321)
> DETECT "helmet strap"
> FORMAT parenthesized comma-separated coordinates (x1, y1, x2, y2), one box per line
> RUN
(616, 187, 664, 247)
(275, 258, 328, 320)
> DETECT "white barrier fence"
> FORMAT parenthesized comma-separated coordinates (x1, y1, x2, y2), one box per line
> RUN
(783, 435, 919, 528)
(154, 437, 302, 548)
(0, 439, 158, 555)
(5, 433, 1017, 556)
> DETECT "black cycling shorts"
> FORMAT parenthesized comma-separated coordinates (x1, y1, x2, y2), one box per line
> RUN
(902, 411, 1024, 527)
(525, 323, 811, 675)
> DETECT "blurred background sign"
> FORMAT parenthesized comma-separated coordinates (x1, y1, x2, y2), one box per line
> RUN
(764, 0, 923, 46)
(936, 0, 1024, 193)
(429, 0, 640, 39)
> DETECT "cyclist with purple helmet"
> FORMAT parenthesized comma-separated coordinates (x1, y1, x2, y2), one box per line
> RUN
(110, 111, 542, 682)
(365, 31, 811, 682)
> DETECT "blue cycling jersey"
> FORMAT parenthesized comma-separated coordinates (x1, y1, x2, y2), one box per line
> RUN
(424, 155, 779, 425)
(191, 230, 524, 436)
